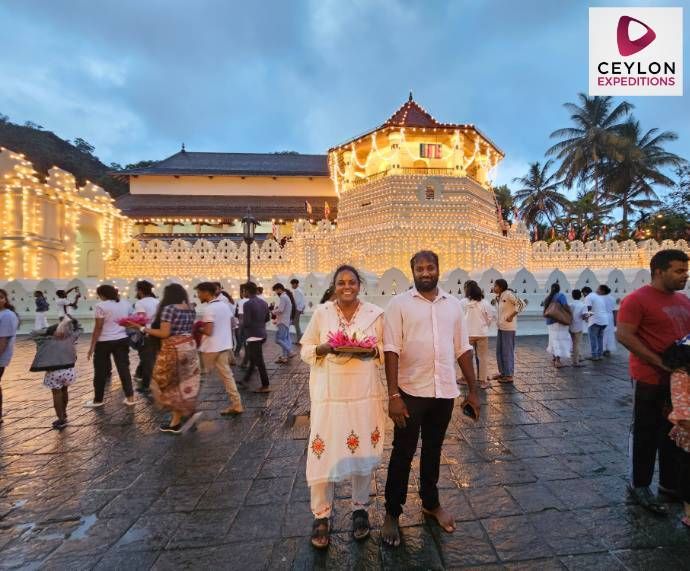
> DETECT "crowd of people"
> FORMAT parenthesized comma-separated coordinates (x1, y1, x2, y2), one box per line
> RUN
(0, 249, 688, 539)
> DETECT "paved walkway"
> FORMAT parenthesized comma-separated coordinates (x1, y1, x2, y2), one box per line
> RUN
(0, 336, 688, 570)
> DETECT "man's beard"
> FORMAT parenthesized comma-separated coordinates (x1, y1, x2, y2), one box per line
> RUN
(414, 277, 438, 292)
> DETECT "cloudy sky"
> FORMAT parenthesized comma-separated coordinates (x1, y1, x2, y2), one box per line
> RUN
(0, 0, 687, 189)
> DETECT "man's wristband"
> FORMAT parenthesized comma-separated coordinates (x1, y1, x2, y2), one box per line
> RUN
(389, 393, 401, 399)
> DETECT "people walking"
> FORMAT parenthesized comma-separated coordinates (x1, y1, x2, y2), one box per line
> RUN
(195, 282, 243, 416)
(300, 265, 386, 548)
(85, 285, 134, 408)
(542, 283, 572, 368)
(492, 279, 521, 383)
(234, 285, 247, 362)
(55, 286, 81, 318)
(133, 280, 159, 394)
(585, 285, 609, 361)
(272, 283, 296, 364)
(240, 282, 271, 393)
(0, 289, 20, 423)
(569, 289, 588, 367)
(30, 316, 81, 430)
(616, 249, 690, 514)
(34, 291, 50, 329)
(381, 251, 480, 547)
(459, 280, 496, 388)
(601, 285, 617, 356)
(142, 283, 201, 434)
(290, 278, 306, 343)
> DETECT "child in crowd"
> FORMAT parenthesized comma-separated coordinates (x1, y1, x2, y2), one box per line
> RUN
(663, 334, 690, 528)
(30, 316, 81, 430)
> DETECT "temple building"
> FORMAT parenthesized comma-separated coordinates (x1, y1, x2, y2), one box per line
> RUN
(1, 95, 687, 286)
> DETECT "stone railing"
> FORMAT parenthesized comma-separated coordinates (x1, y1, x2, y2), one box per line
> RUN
(6, 265, 688, 335)
(106, 238, 294, 279)
(530, 239, 689, 270)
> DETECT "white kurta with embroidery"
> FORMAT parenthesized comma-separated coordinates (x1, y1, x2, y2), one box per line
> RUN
(300, 301, 387, 486)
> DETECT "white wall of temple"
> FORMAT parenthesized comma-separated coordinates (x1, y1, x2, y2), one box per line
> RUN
(5, 266, 689, 335)
(129, 175, 335, 197)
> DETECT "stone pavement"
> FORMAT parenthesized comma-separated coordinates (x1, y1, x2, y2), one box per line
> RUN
(0, 335, 688, 570)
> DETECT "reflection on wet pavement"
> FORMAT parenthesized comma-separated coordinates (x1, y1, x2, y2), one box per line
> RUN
(0, 336, 688, 569)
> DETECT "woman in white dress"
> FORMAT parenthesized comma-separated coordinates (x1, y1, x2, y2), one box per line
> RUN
(543, 283, 572, 368)
(300, 265, 386, 549)
(459, 280, 496, 388)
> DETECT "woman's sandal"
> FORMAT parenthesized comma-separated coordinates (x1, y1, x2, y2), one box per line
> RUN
(311, 517, 330, 549)
(352, 509, 370, 540)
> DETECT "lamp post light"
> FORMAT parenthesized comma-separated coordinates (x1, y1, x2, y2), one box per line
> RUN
(241, 211, 257, 283)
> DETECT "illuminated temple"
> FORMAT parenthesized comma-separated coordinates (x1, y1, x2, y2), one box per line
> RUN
(1, 95, 687, 290)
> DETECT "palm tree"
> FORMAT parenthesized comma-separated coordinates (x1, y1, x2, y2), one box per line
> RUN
(492, 184, 514, 220)
(562, 190, 613, 239)
(513, 161, 570, 230)
(547, 94, 633, 207)
(603, 119, 683, 237)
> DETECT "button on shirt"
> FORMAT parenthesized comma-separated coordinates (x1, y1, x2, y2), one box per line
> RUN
(383, 288, 472, 399)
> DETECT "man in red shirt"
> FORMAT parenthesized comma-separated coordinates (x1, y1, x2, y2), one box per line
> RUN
(617, 249, 690, 514)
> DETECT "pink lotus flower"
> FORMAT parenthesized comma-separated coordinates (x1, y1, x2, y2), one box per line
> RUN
(327, 329, 377, 349)
(117, 314, 148, 327)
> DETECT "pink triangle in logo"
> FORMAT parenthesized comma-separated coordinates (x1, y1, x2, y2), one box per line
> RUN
(617, 15, 656, 56)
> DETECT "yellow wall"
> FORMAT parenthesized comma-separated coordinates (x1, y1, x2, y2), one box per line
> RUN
(130, 175, 335, 197)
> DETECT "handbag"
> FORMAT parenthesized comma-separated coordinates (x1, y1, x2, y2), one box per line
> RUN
(543, 301, 572, 325)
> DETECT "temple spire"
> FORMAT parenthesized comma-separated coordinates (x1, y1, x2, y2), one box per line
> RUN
(408, 91, 413, 101)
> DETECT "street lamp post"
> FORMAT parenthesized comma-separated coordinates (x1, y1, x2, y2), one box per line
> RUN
(242, 211, 257, 283)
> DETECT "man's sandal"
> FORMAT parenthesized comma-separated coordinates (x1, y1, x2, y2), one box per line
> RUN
(311, 517, 330, 549)
(352, 509, 370, 540)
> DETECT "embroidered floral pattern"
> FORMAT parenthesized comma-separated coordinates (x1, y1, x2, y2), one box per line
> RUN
(346, 430, 360, 454)
(311, 434, 326, 459)
(370, 426, 381, 448)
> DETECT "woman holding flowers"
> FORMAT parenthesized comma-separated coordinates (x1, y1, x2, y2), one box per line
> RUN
(300, 265, 386, 549)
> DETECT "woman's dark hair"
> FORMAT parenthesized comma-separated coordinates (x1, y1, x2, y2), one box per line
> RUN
(661, 338, 690, 374)
(96, 284, 119, 302)
(494, 279, 508, 292)
(581, 286, 593, 296)
(598, 284, 611, 295)
(319, 286, 335, 304)
(544, 282, 560, 308)
(332, 264, 362, 287)
(136, 280, 156, 298)
(219, 290, 234, 304)
(34, 290, 45, 298)
(464, 280, 484, 301)
(153, 283, 189, 325)
(0, 289, 18, 315)
(572, 289, 582, 300)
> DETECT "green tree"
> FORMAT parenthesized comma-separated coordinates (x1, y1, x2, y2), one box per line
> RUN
(73, 137, 95, 155)
(547, 94, 632, 212)
(125, 160, 156, 169)
(603, 119, 682, 237)
(513, 161, 570, 229)
(492, 184, 514, 221)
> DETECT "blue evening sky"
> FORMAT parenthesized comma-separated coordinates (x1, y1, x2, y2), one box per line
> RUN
(0, 0, 687, 192)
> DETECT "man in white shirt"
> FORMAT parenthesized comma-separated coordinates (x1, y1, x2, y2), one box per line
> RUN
(382, 250, 480, 547)
(195, 282, 243, 415)
(272, 283, 295, 364)
(585, 285, 609, 360)
(290, 278, 307, 343)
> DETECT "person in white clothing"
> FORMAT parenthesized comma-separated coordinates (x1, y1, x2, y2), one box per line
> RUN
(133, 280, 159, 394)
(301, 265, 385, 549)
(290, 279, 307, 342)
(85, 285, 133, 408)
(585, 286, 609, 360)
(55, 286, 81, 318)
(459, 280, 496, 388)
(601, 286, 618, 355)
(569, 289, 588, 367)
(195, 282, 243, 416)
(382, 251, 480, 547)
